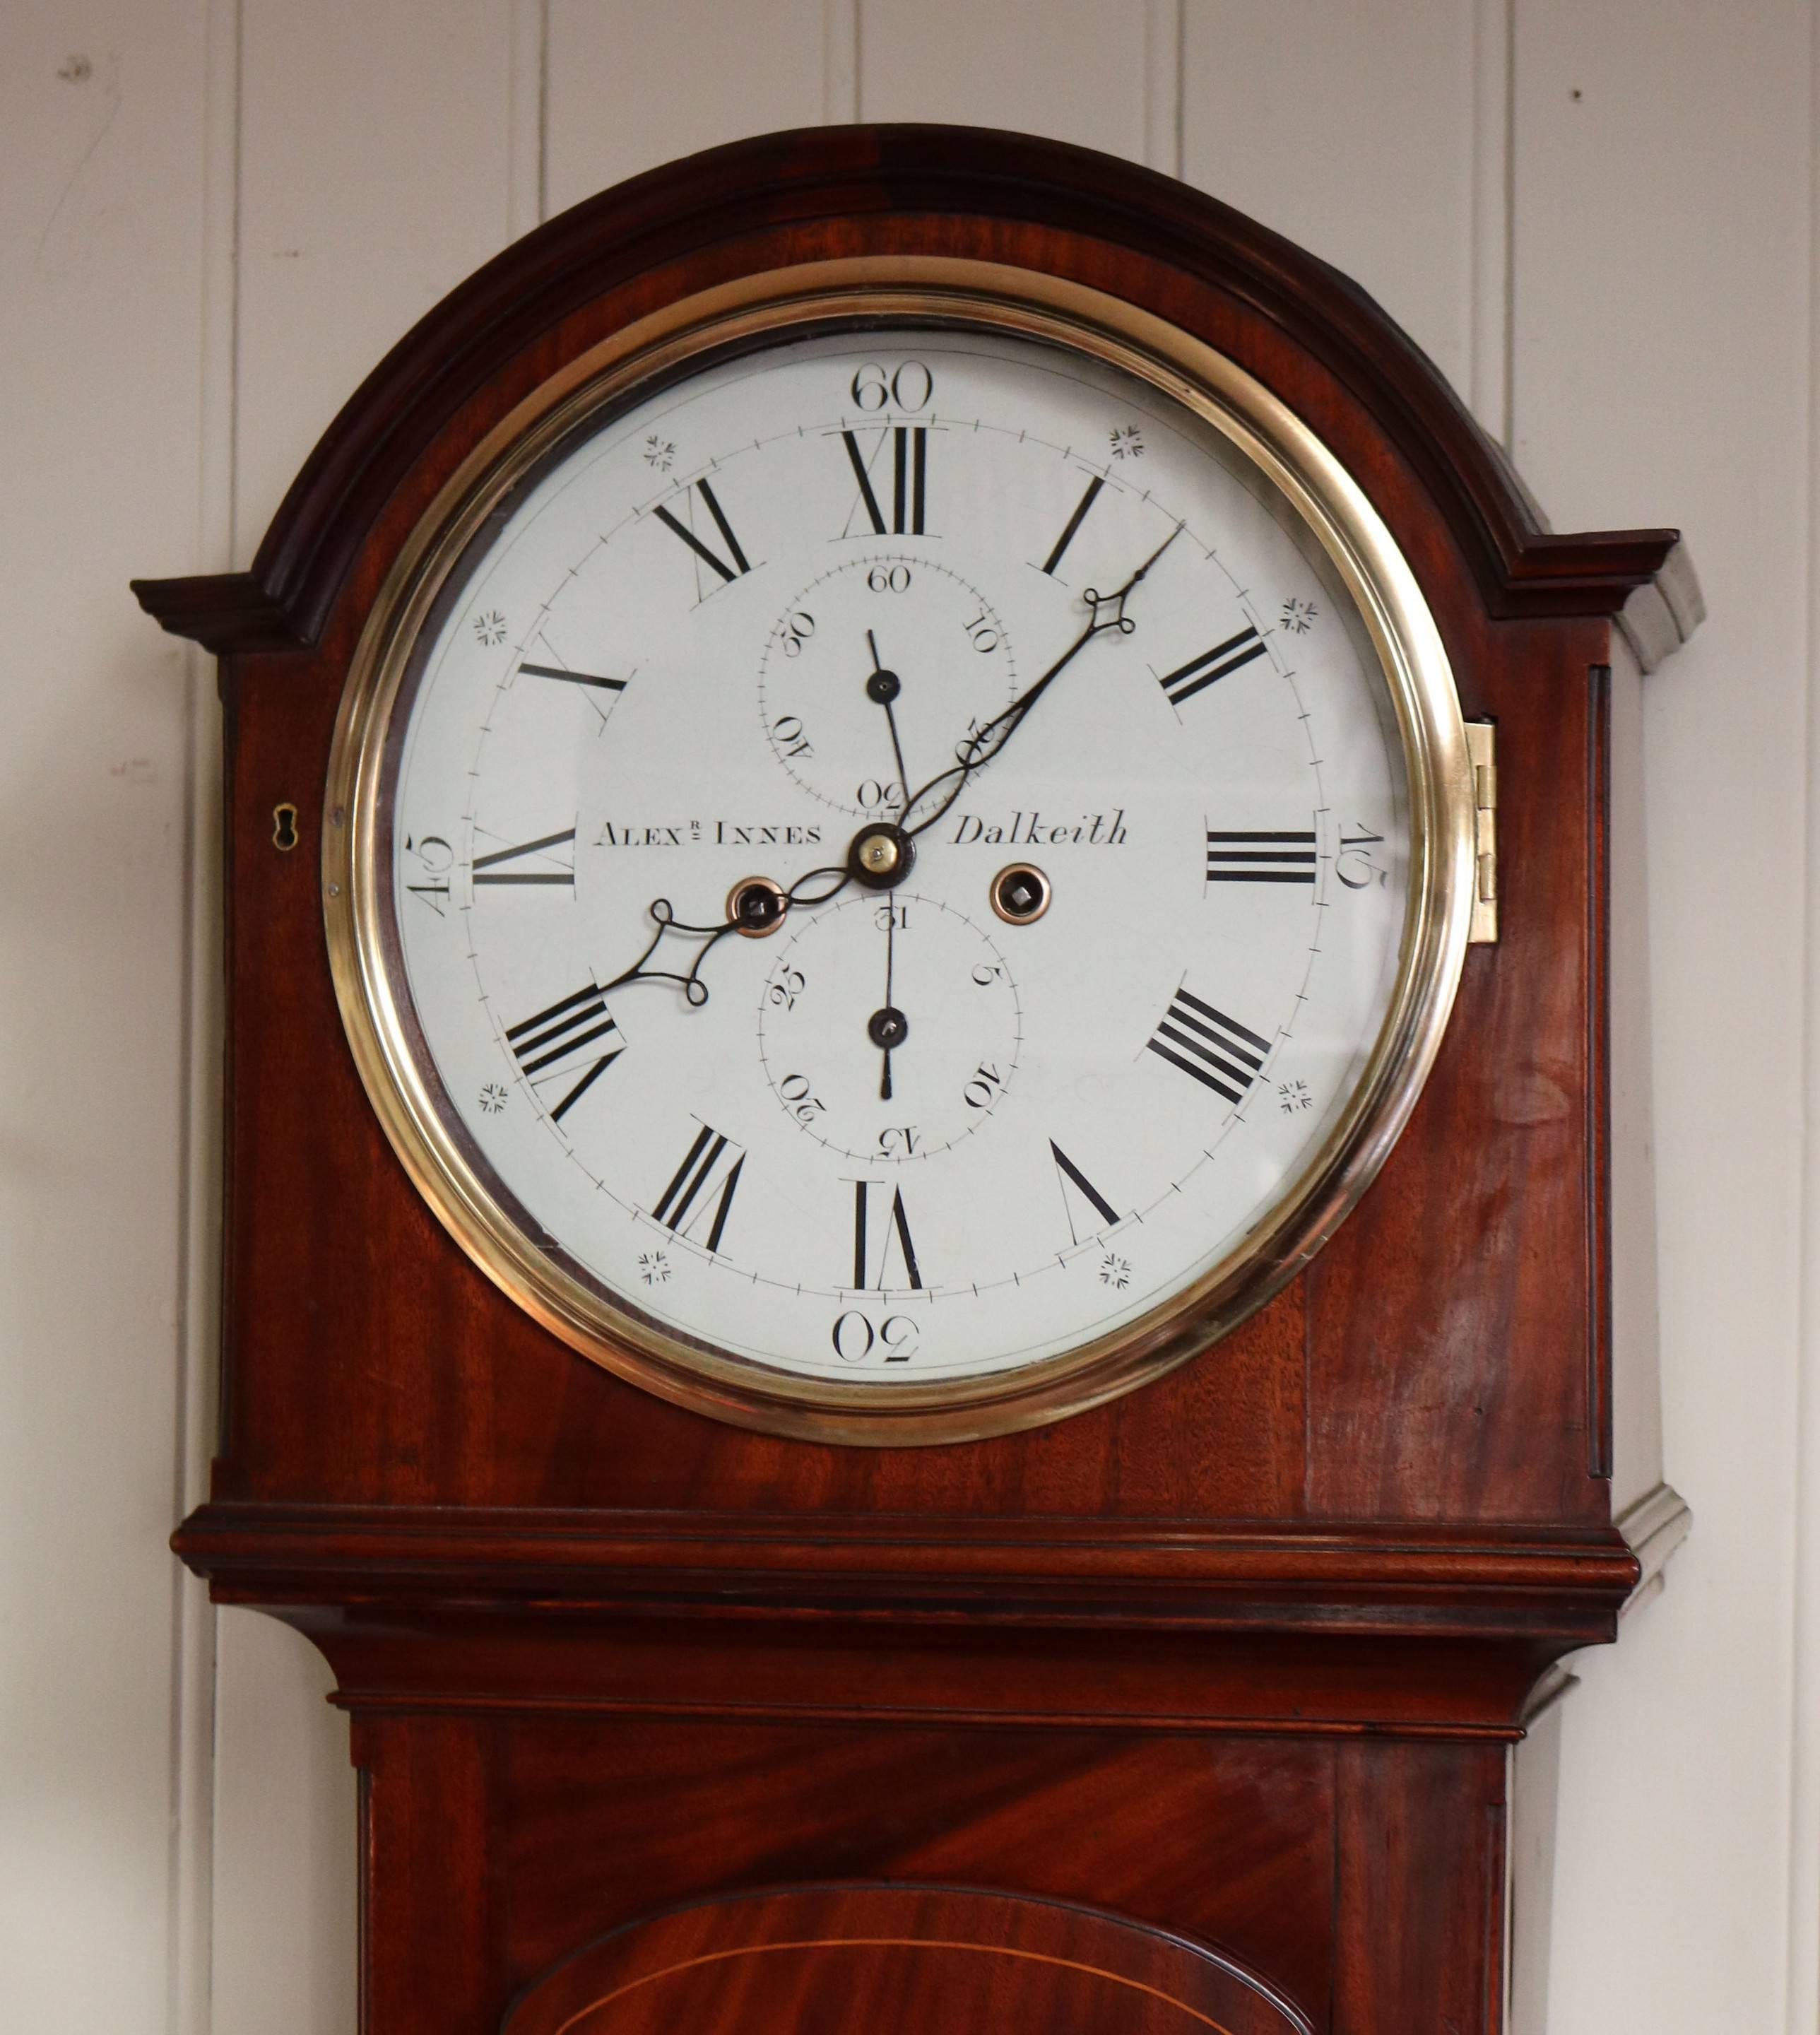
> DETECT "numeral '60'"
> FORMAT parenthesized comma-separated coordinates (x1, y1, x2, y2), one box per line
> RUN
(850, 361, 933, 412)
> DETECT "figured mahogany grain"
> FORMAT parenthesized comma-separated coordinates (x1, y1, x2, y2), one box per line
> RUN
(1332, 1740, 1507, 2034)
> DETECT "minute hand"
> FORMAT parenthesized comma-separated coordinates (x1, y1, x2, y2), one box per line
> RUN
(901, 523, 1181, 840)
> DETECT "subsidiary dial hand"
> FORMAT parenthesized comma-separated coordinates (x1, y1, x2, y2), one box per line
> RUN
(868, 903, 908, 1100)
(900, 522, 1182, 840)
(865, 628, 913, 813)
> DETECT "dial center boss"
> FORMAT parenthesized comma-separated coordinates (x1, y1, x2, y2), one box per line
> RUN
(848, 820, 914, 890)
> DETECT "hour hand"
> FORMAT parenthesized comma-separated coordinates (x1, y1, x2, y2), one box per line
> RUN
(601, 861, 849, 1010)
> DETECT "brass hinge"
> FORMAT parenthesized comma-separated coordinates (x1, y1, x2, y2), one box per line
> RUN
(1466, 721, 1498, 944)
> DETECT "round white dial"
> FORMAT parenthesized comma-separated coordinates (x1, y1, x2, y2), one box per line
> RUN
(379, 322, 1416, 1396)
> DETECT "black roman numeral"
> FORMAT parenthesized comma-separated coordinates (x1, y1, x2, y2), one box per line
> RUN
(651, 1124, 745, 1251)
(1159, 627, 1268, 707)
(516, 661, 626, 693)
(1205, 830, 1317, 883)
(1040, 474, 1104, 575)
(653, 478, 752, 584)
(851, 1179, 923, 1291)
(1147, 989, 1272, 1104)
(1050, 1140, 1120, 1246)
(472, 827, 576, 887)
(841, 427, 928, 536)
(504, 982, 623, 1123)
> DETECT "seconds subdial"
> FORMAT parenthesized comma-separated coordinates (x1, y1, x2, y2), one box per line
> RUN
(757, 891, 1022, 1164)
(757, 555, 1018, 819)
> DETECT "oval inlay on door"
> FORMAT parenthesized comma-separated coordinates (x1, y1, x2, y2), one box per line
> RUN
(504, 1884, 1312, 2035)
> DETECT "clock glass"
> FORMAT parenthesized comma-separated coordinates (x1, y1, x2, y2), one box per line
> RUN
(328, 276, 1472, 1438)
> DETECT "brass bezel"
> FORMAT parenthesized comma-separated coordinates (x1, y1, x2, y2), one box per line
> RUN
(323, 256, 1476, 1446)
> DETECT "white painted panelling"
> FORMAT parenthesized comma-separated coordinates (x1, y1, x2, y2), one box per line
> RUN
(1507, 1696, 1565, 2035)
(233, 0, 521, 561)
(509, 0, 550, 240)
(545, 0, 827, 214)
(210, 1614, 358, 2035)
(0, 4, 208, 2028)
(1797, 1, 1820, 1976)
(1181, 0, 1482, 401)
(3, 6, 1813, 2031)
(859, 0, 1150, 158)
(1468, 0, 1511, 442)
(1509, 4, 1812, 2031)
(1795, 33, 1820, 2007)
(824, 0, 859, 125)
(1143, 0, 1184, 177)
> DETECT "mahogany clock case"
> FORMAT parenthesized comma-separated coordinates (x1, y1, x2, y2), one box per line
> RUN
(134, 125, 1696, 2035)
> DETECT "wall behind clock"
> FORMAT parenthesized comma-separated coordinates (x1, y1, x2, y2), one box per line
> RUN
(0, 1, 1812, 2030)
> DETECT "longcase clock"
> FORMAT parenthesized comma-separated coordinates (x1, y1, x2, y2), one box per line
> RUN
(134, 125, 1700, 2033)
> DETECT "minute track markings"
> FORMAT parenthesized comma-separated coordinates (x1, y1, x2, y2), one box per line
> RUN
(1158, 625, 1268, 707)
(651, 1123, 745, 1252)
(1147, 989, 1272, 1103)
(839, 426, 928, 536)
(851, 1179, 923, 1291)
(652, 476, 752, 586)
(516, 661, 626, 693)
(503, 981, 623, 1123)
(471, 827, 576, 887)
(1050, 1140, 1121, 1246)
(1039, 473, 1105, 576)
(1205, 830, 1318, 883)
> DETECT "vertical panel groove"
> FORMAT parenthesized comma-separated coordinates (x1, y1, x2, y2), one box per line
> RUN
(171, 1, 240, 2025)
(1143, 0, 1182, 177)
(228, 0, 244, 558)
(826, 0, 860, 123)
(1790, 9, 1820, 2026)
(509, 0, 549, 237)
(548, 2, 827, 210)
(1181, 4, 1477, 392)
(1499, 0, 1515, 454)
(1470, 0, 1511, 445)
(538, 0, 551, 222)
(858, 1, 1146, 159)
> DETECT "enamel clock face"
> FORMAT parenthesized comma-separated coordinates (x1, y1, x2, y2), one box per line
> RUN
(326, 269, 1473, 1441)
